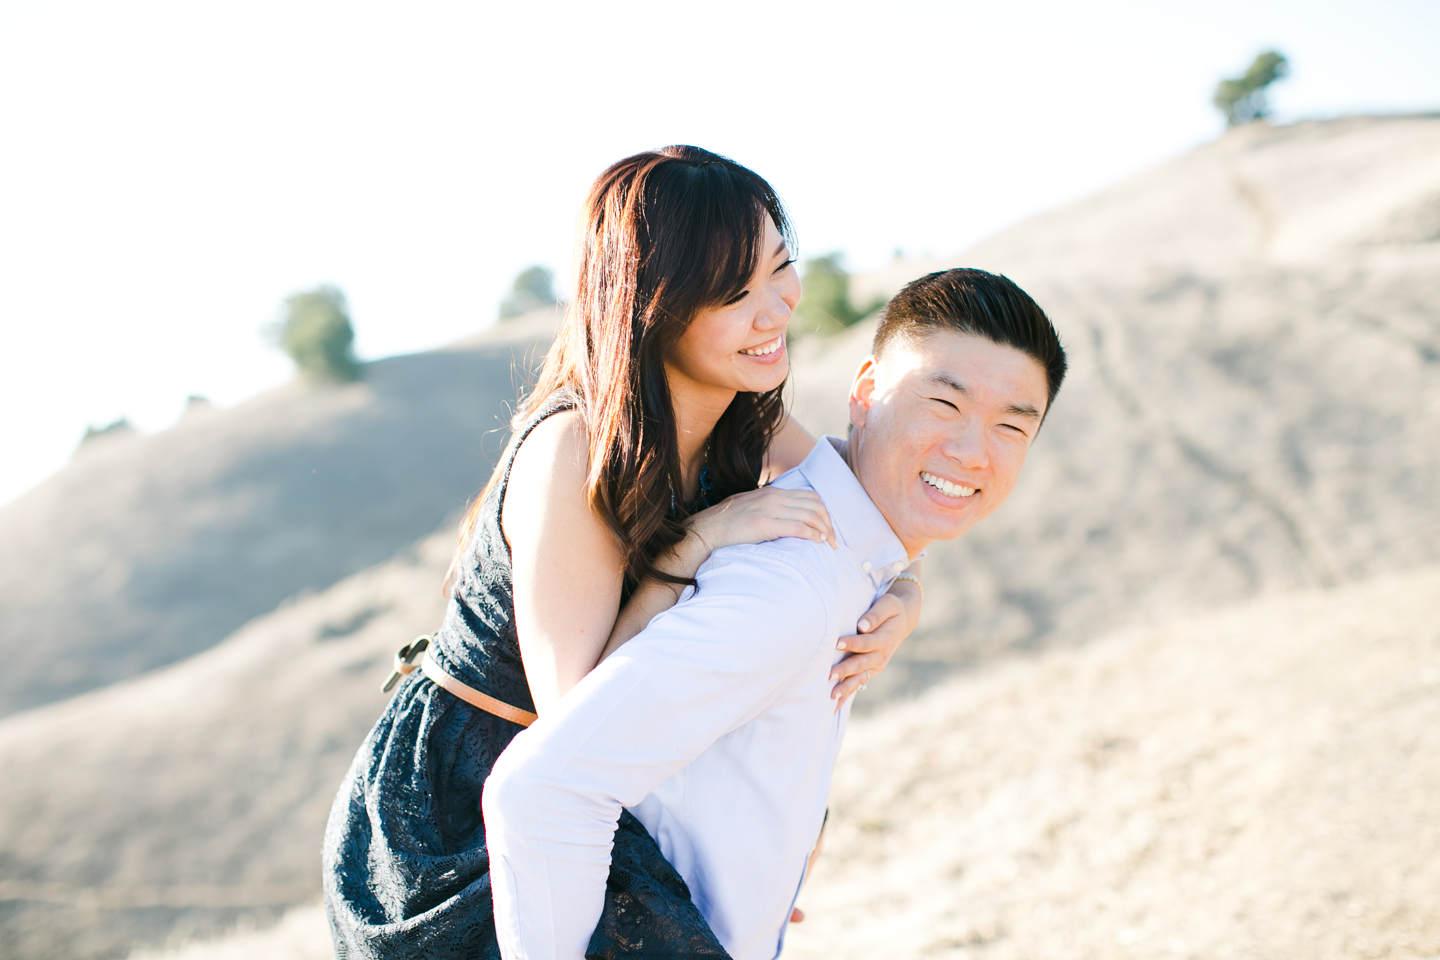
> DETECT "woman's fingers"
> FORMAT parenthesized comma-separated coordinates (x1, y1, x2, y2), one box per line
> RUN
(831, 597, 910, 704)
(829, 574, 924, 709)
(828, 650, 885, 685)
(773, 491, 835, 546)
(694, 488, 836, 550)
(831, 669, 871, 711)
(840, 593, 904, 648)
(772, 505, 836, 547)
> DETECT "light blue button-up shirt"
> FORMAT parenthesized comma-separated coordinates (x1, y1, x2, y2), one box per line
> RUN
(484, 437, 911, 960)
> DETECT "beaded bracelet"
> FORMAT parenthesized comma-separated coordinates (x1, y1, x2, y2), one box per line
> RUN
(891, 571, 923, 597)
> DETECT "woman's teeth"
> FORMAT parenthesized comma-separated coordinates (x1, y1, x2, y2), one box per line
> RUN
(921, 471, 976, 498)
(740, 338, 782, 356)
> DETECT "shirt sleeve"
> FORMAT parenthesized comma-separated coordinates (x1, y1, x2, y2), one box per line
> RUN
(482, 547, 831, 960)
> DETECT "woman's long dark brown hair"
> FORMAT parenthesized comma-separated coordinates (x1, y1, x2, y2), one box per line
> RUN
(446, 145, 792, 593)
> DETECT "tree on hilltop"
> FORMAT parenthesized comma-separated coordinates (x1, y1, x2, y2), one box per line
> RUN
(499, 265, 560, 320)
(1214, 50, 1289, 127)
(270, 285, 360, 382)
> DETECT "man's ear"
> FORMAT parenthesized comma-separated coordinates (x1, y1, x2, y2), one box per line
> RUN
(849, 356, 879, 430)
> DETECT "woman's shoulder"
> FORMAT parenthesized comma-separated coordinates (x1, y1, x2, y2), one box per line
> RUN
(512, 407, 586, 477)
(761, 412, 819, 482)
(503, 407, 598, 536)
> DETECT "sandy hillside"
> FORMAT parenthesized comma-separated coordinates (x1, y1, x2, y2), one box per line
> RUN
(790, 115, 1440, 704)
(785, 565, 1440, 960)
(125, 566, 1440, 960)
(2, 116, 1438, 958)
(0, 308, 558, 716)
(0, 528, 451, 960)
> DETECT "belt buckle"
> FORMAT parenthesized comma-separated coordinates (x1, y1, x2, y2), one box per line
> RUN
(380, 635, 431, 693)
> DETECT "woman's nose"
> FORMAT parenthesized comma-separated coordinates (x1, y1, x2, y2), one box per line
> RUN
(755, 285, 793, 330)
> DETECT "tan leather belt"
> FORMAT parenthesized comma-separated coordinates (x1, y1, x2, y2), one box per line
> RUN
(422, 650, 538, 727)
(380, 635, 537, 727)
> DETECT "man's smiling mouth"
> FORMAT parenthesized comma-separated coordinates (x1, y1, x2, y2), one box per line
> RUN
(740, 336, 783, 357)
(920, 471, 977, 498)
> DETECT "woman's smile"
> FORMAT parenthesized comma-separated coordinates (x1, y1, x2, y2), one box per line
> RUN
(739, 335, 786, 362)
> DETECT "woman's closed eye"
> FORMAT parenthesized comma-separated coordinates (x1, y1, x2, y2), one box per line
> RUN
(723, 288, 750, 306)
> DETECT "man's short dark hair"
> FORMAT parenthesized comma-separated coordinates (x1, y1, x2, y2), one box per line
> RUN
(873, 268, 1067, 412)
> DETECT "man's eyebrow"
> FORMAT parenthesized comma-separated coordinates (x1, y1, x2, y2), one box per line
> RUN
(1005, 403, 1043, 420)
(928, 372, 968, 395)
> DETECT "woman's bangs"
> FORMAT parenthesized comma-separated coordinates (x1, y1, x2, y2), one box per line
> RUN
(669, 164, 787, 313)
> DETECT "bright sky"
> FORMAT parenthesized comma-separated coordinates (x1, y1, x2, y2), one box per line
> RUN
(1, 0, 1437, 507)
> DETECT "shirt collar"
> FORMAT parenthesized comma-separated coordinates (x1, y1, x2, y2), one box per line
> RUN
(790, 436, 911, 583)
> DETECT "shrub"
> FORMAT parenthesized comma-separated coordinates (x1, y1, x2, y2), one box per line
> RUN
(1214, 51, 1289, 127)
(79, 417, 134, 446)
(272, 285, 360, 382)
(499, 265, 560, 320)
(792, 254, 884, 338)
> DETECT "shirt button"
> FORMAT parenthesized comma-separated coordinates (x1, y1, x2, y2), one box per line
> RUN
(861, 561, 872, 572)
(893, 562, 905, 571)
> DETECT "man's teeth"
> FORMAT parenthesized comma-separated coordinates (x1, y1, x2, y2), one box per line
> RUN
(921, 471, 976, 498)
(740, 338, 782, 356)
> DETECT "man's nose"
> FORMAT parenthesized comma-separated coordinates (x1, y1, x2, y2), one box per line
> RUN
(944, 417, 989, 469)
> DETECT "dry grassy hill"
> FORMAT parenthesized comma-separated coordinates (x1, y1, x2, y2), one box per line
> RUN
(0, 527, 453, 959)
(121, 565, 1440, 960)
(1, 115, 1437, 958)
(790, 565, 1440, 960)
(0, 309, 559, 716)
(792, 115, 1440, 702)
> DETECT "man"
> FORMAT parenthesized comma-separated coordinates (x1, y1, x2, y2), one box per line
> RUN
(484, 268, 1067, 960)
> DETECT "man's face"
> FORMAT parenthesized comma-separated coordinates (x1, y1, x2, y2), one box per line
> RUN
(848, 331, 1050, 557)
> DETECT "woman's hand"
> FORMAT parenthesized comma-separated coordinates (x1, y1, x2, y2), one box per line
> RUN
(829, 574, 922, 710)
(599, 487, 836, 662)
(687, 486, 837, 553)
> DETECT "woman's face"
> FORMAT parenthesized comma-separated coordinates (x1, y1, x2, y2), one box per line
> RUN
(665, 216, 800, 402)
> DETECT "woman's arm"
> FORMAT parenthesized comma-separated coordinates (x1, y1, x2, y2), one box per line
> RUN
(600, 486, 837, 660)
(504, 411, 838, 713)
(603, 412, 829, 661)
(504, 411, 628, 716)
(609, 410, 925, 699)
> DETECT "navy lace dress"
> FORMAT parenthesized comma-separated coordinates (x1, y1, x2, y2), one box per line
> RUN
(322, 395, 731, 959)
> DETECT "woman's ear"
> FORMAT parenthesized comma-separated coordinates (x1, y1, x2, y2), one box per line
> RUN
(848, 356, 879, 430)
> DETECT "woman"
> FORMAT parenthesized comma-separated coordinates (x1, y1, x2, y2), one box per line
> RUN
(323, 146, 922, 958)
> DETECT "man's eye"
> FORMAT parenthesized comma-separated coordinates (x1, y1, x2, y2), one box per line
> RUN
(930, 397, 959, 411)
